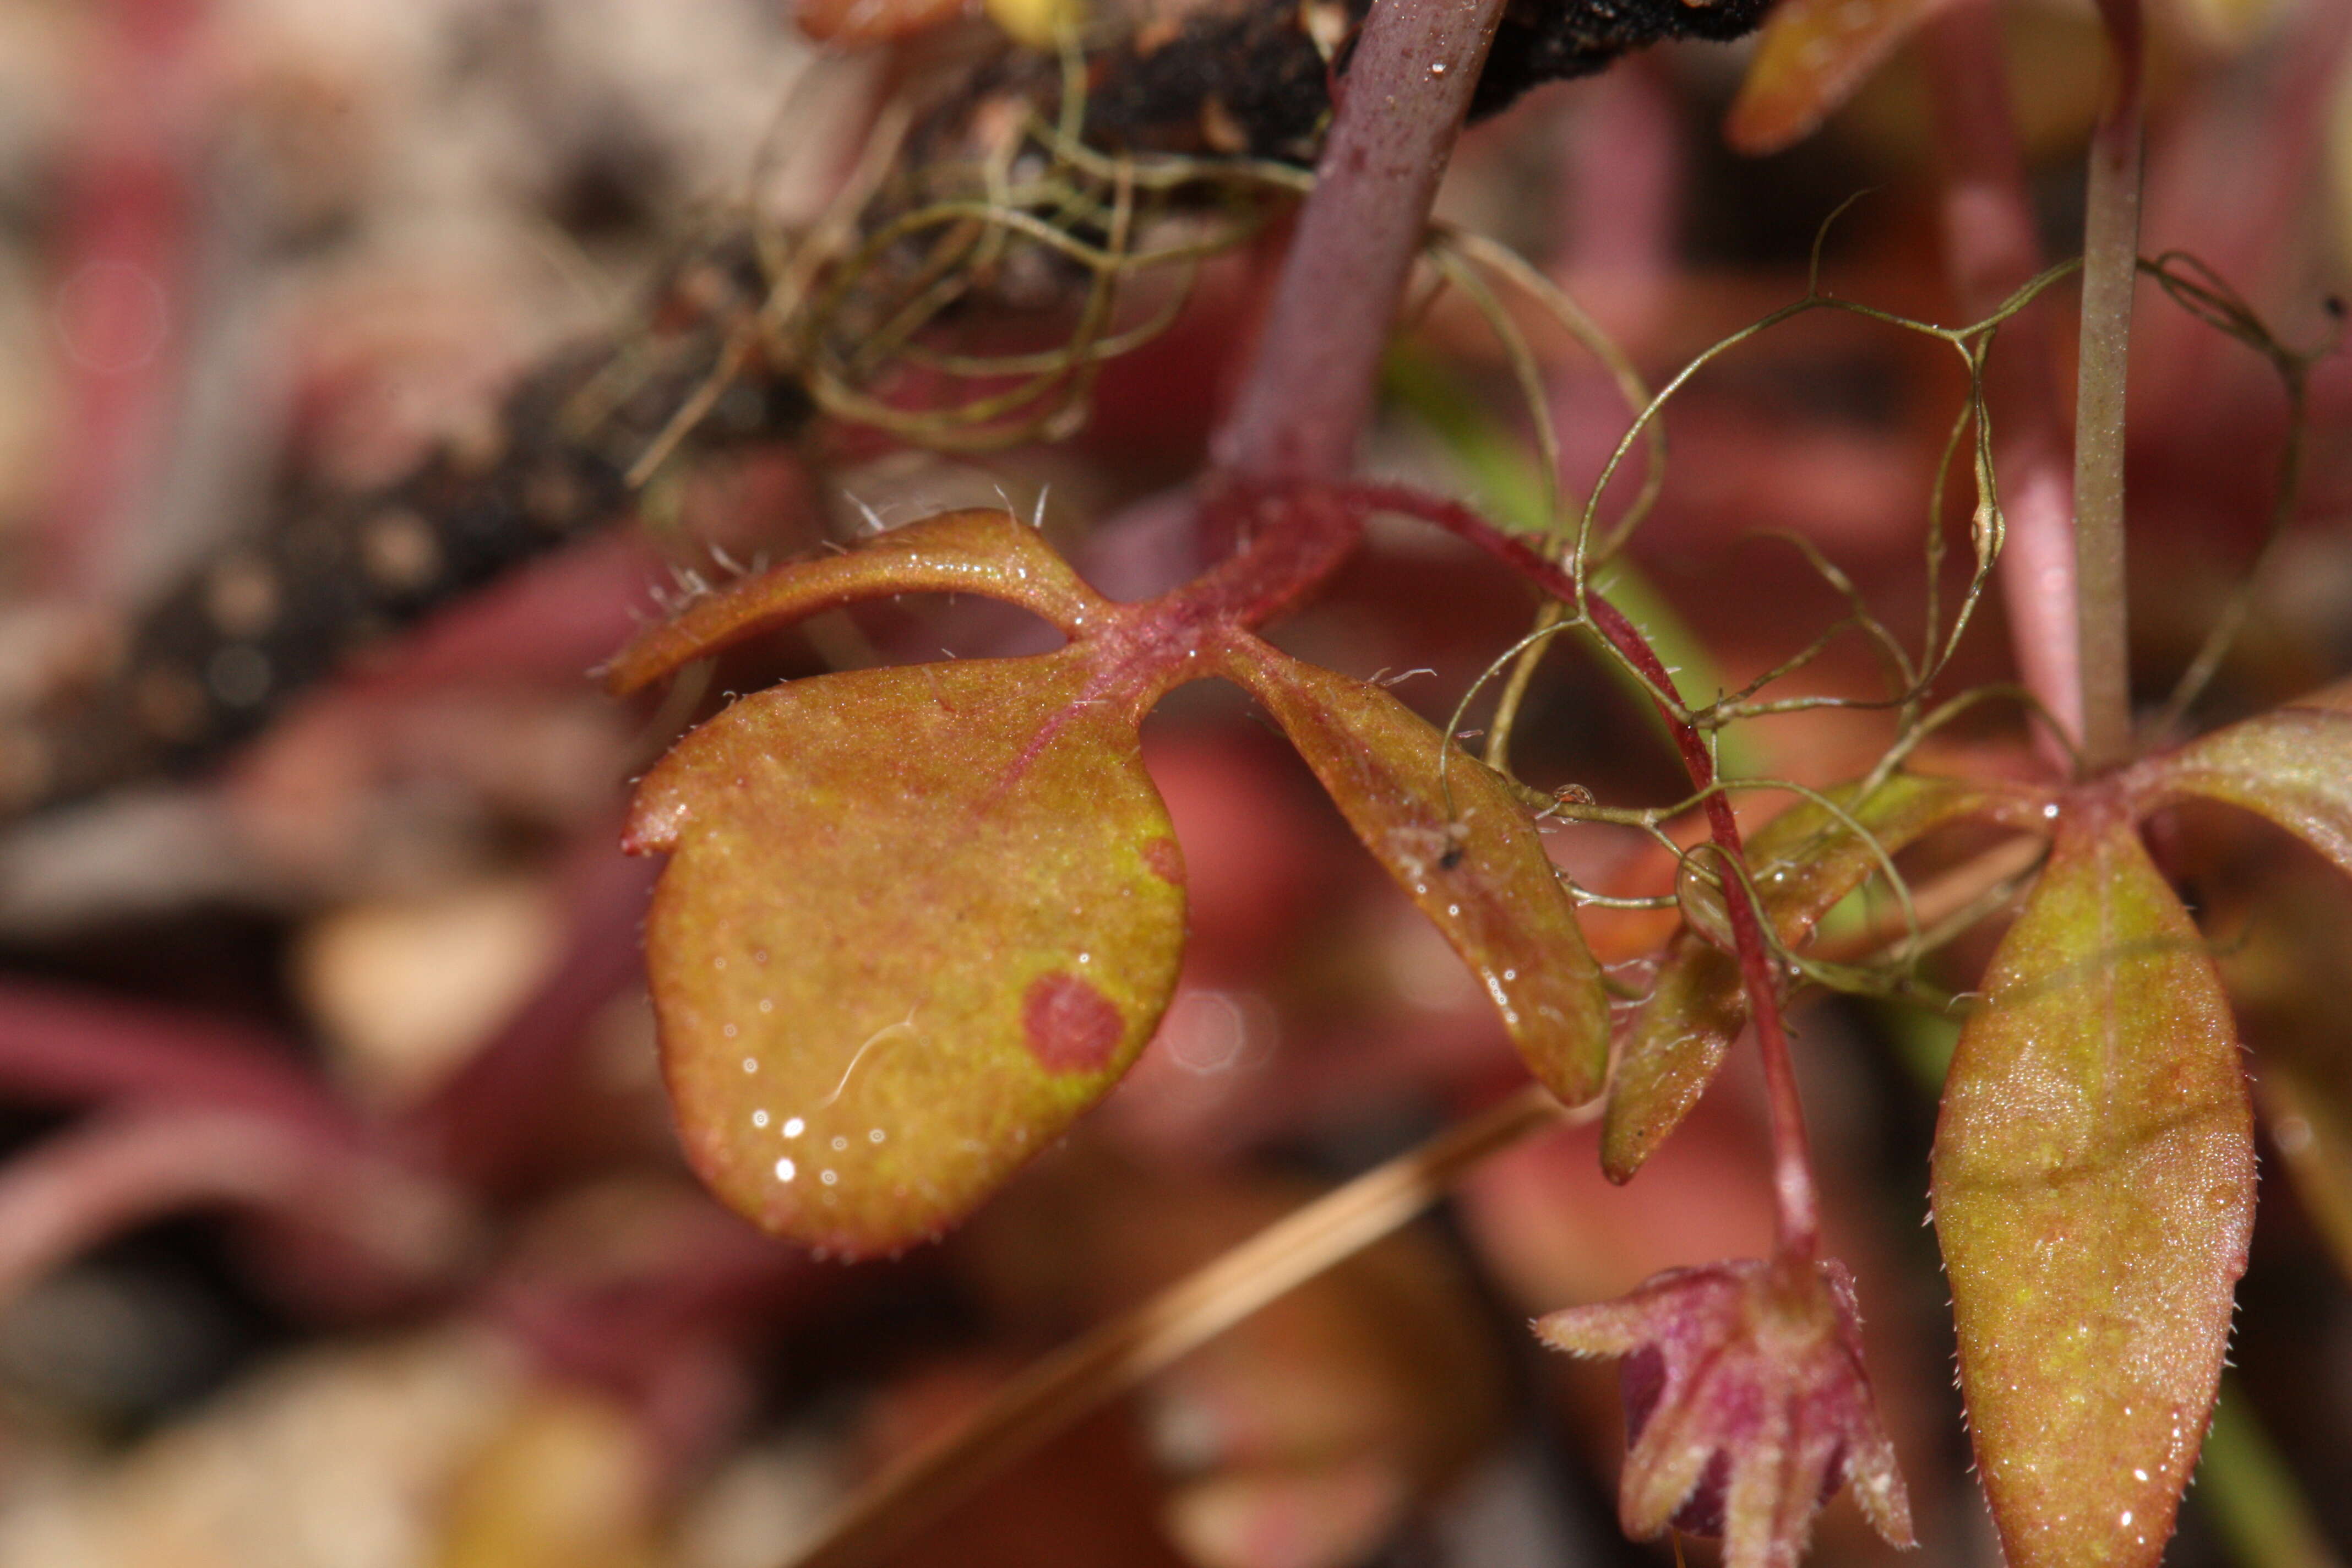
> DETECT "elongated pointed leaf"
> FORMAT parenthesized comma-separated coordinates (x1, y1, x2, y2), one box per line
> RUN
(606, 509, 1110, 695)
(626, 649, 1185, 1257)
(1932, 812, 2254, 1568)
(1604, 774, 2007, 1180)
(2141, 677, 2352, 875)
(1215, 637, 1608, 1106)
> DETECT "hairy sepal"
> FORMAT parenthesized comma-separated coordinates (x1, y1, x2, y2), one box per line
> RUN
(1931, 807, 2253, 1568)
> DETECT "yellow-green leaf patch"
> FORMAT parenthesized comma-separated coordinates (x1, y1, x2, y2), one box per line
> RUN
(1931, 807, 2255, 1568)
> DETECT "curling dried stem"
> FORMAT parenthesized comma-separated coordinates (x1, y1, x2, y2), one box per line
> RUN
(1924, 0, 2084, 762)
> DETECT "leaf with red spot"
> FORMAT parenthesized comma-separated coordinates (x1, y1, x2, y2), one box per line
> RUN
(1725, 0, 1963, 155)
(1931, 808, 2254, 1568)
(2137, 677, 2352, 877)
(627, 648, 1185, 1257)
(1216, 638, 1609, 1106)
(617, 508, 1612, 1254)
(1604, 773, 2013, 1181)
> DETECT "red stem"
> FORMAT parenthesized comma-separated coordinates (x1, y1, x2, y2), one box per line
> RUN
(0, 1105, 467, 1311)
(1341, 481, 1823, 1255)
(1126, 0, 1514, 646)
(44, 0, 210, 598)
(1212, 0, 1509, 481)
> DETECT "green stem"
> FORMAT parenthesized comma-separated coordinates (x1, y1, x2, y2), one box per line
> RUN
(2073, 0, 2144, 770)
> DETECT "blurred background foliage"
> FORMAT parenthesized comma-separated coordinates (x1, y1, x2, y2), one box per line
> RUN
(0, 0, 2346, 1564)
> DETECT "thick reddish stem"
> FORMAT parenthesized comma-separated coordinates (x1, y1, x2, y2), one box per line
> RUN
(1212, 0, 1508, 481)
(1343, 481, 1823, 1255)
(1121, 0, 1511, 631)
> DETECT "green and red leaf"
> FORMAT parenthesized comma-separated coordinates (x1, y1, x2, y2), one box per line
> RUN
(605, 508, 1109, 696)
(1931, 806, 2255, 1568)
(2137, 677, 2352, 876)
(615, 509, 1614, 1253)
(1604, 774, 2013, 1181)
(1217, 637, 1610, 1107)
(627, 649, 1185, 1257)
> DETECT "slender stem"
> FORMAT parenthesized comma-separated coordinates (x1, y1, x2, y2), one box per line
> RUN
(1344, 482, 1823, 1256)
(1923, 0, 2084, 761)
(1211, 0, 1507, 480)
(2074, 0, 2146, 770)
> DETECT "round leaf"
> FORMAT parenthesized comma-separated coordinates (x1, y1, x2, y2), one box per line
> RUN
(626, 650, 1185, 1257)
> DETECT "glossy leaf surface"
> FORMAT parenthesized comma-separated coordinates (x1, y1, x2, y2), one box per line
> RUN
(627, 649, 1184, 1256)
(605, 509, 1108, 696)
(2142, 677, 2352, 876)
(1220, 638, 1609, 1106)
(1725, 0, 1961, 155)
(1931, 810, 2254, 1568)
(1604, 774, 2003, 1180)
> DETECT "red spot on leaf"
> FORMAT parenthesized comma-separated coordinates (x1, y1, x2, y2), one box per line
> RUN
(1143, 837, 1185, 886)
(1022, 972, 1124, 1074)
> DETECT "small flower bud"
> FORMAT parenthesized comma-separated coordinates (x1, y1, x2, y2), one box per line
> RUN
(1535, 1256, 1913, 1568)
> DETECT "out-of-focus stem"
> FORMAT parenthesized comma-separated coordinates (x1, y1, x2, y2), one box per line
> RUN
(0, 1107, 470, 1311)
(1212, 0, 1507, 480)
(2074, 0, 2145, 770)
(1923, 0, 2083, 761)
(45, 0, 210, 599)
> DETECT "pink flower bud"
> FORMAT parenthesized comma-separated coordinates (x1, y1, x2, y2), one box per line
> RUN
(1536, 1256, 1914, 1568)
